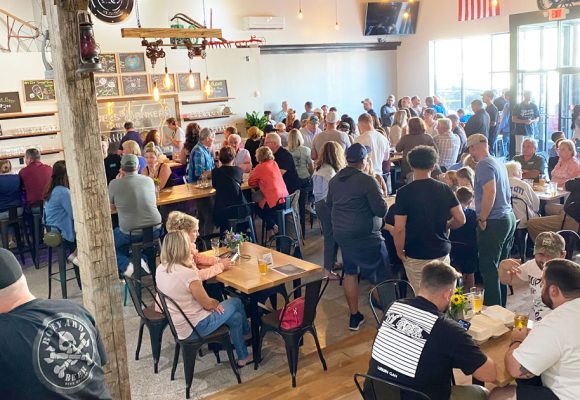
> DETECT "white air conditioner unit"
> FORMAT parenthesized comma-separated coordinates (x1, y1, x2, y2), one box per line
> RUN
(242, 16, 285, 30)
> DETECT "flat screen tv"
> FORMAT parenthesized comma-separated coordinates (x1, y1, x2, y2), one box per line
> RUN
(364, 2, 420, 36)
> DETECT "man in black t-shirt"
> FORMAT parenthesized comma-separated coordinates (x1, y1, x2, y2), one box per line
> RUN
(394, 146, 466, 292)
(0, 249, 111, 400)
(482, 90, 499, 155)
(264, 133, 300, 194)
(464, 99, 490, 139)
(510, 90, 540, 158)
(101, 135, 121, 184)
(367, 261, 496, 400)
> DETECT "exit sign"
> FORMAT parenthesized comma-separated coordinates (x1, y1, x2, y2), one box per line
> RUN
(548, 8, 567, 20)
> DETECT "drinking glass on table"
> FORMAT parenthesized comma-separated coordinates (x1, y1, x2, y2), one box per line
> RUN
(470, 287, 484, 314)
(514, 313, 529, 330)
(210, 238, 221, 256)
(257, 257, 268, 275)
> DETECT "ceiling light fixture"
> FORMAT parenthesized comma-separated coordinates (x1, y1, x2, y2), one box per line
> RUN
(298, 0, 303, 19)
(152, 81, 160, 101)
(334, 0, 340, 30)
(163, 58, 171, 89)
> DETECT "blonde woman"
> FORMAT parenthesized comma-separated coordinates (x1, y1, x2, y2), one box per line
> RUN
(165, 211, 233, 280)
(551, 139, 580, 187)
(389, 110, 408, 148)
(142, 143, 173, 189)
(363, 157, 388, 197)
(456, 166, 475, 190)
(155, 230, 251, 366)
(121, 139, 146, 173)
(244, 126, 264, 168)
(288, 129, 314, 237)
(283, 108, 300, 131)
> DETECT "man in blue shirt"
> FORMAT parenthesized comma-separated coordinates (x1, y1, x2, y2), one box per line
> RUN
(510, 90, 540, 158)
(469, 134, 516, 307)
(118, 121, 143, 154)
(188, 128, 215, 183)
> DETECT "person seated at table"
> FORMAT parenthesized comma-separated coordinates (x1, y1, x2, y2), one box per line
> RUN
(506, 161, 540, 229)
(228, 134, 252, 173)
(165, 211, 233, 280)
(248, 146, 288, 239)
(179, 122, 201, 165)
(222, 126, 237, 146)
(43, 160, 78, 265)
(456, 166, 475, 190)
(211, 146, 247, 233)
(499, 232, 565, 323)
(513, 138, 546, 182)
(450, 187, 478, 289)
(548, 131, 565, 178)
(18, 148, 52, 209)
(142, 143, 173, 189)
(121, 139, 146, 174)
(367, 260, 496, 400)
(155, 230, 251, 367)
(551, 139, 580, 188)
(265, 133, 300, 195)
(0, 160, 23, 247)
(187, 128, 215, 183)
(244, 126, 264, 168)
(101, 135, 122, 184)
(109, 154, 162, 277)
(490, 259, 580, 400)
(143, 129, 164, 155)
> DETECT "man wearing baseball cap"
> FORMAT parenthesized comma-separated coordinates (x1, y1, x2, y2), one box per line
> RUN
(499, 232, 567, 322)
(469, 133, 516, 307)
(311, 111, 351, 161)
(326, 143, 389, 330)
(0, 249, 110, 398)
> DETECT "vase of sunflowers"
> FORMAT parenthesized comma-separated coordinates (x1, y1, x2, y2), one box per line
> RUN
(449, 287, 469, 321)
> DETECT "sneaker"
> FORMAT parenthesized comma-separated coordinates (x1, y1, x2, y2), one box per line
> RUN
(124, 262, 134, 277)
(67, 254, 80, 267)
(140, 259, 150, 274)
(349, 312, 365, 331)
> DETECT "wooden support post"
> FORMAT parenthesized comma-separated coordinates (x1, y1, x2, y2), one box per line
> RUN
(46, 2, 131, 399)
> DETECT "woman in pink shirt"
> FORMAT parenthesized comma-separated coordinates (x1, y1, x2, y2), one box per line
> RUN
(155, 230, 251, 366)
(248, 146, 289, 237)
(551, 139, 580, 187)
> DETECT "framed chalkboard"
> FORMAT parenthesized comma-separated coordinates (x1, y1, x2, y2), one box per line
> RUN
(150, 74, 176, 93)
(95, 76, 120, 97)
(118, 52, 146, 73)
(177, 72, 201, 92)
(0, 92, 22, 114)
(121, 75, 149, 96)
(23, 80, 56, 102)
(98, 53, 118, 74)
(207, 80, 228, 99)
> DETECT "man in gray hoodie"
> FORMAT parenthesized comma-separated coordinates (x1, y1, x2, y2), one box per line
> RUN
(327, 143, 390, 330)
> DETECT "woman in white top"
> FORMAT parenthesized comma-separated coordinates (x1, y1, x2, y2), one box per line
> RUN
(389, 110, 408, 148)
(505, 161, 540, 229)
(155, 230, 251, 366)
(228, 134, 252, 173)
(312, 141, 346, 279)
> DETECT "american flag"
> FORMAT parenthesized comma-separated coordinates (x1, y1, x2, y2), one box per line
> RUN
(458, 0, 500, 21)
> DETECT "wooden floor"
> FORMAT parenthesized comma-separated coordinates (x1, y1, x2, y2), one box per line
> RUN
(205, 329, 376, 400)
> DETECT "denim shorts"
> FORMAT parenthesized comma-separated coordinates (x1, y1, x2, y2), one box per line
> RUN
(341, 241, 389, 278)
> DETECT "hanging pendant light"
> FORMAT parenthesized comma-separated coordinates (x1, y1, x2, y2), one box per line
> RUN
(188, 68, 196, 89)
(153, 80, 160, 101)
(334, 0, 339, 30)
(204, 76, 212, 97)
(298, 0, 303, 19)
(163, 60, 171, 89)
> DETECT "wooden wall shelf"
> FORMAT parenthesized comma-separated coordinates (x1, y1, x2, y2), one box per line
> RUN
(183, 114, 234, 122)
(181, 97, 235, 105)
(0, 130, 60, 141)
(0, 148, 63, 161)
(0, 111, 57, 120)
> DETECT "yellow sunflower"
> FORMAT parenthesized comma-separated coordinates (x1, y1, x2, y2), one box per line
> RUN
(451, 295, 462, 305)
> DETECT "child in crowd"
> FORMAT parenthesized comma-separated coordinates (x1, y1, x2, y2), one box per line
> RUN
(443, 170, 459, 192)
(449, 186, 478, 289)
(456, 167, 475, 190)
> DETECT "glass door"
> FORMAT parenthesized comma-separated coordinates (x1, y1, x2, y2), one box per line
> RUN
(561, 72, 580, 137)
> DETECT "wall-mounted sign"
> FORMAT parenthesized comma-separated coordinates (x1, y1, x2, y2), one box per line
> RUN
(97, 53, 118, 74)
(95, 76, 120, 97)
(23, 80, 56, 102)
(207, 80, 229, 99)
(537, 0, 577, 10)
(118, 52, 146, 74)
(121, 75, 149, 96)
(177, 72, 201, 92)
(0, 92, 22, 114)
(150, 74, 176, 93)
(89, 0, 134, 24)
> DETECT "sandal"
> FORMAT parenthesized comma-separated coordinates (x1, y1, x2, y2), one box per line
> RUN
(324, 271, 341, 281)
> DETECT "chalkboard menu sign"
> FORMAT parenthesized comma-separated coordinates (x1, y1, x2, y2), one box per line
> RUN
(23, 80, 56, 102)
(98, 53, 118, 74)
(207, 80, 228, 99)
(0, 92, 22, 114)
(177, 72, 201, 92)
(150, 74, 176, 93)
(95, 76, 120, 97)
(121, 75, 149, 96)
(118, 52, 146, 73)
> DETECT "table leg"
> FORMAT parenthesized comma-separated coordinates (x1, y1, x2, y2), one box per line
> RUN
(249, 293, 261, 370)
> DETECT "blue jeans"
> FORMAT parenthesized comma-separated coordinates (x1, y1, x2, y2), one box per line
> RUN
(113, 227, 161, 273)
(190, 298, 250, 360)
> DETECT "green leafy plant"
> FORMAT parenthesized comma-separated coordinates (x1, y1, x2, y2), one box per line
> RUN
(245, 111, 268, 130)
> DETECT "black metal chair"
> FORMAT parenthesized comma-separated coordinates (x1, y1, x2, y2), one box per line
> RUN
(128, 224, 162, 304)
(265, 234, 300, 259)
(44, 226, 81, 299)
(557, 230, 580, 260)
(511, 197, 533, 262)
(224, 202, 257, 243)
(125, 276, 168, 373)
(369, 279, 415, 327)
(0, 206, 26, 263)
(156, 289, 241, 399)
(257, 277, 329, 387)
(354, 373, 431, 400)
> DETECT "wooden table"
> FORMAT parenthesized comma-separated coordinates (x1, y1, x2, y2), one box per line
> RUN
(478, 331, 513, 387)
(157, 181, 251, 207)
(213, 242, 323, 369)
(390, 153, 403, 163)
(165, 160, 184, 169)
(534, 189, 569, 203)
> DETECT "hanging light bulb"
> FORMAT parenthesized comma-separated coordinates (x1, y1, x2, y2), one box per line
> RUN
(298, 0, 303, 19)
(334, 0, 339, 30)
(403, 11, 410, 19)
(334, 21, 340, 30)
(188, 68, 196, 89)
(204, 76, 212, 97)
(153, 81, 160, 101)
(163, 66, 171, 89)
(491, 0, 498, 6)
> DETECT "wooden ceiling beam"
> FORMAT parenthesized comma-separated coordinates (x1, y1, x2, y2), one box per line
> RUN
(121, 27, 223, 39)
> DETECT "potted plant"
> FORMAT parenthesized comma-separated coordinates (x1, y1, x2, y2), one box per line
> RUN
(449, 287, 469, 321)
(245, 111, 268, 131)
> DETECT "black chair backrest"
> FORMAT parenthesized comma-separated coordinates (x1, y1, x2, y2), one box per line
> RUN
(124, 276, 163, 320)
(156, 288, 202, 341)
(279, 277, 329, 329)
(557, 230, 580, 260)
(129, 223, 163, 246)
(225, 202, 255, 220)
(354, 373, 431, 400)
(511, 196, 531, 224)
(266, 235, 296, 256)
(369, 279, 415, 327)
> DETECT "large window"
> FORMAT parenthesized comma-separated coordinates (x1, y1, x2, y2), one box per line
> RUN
(430, 33, 509, 112)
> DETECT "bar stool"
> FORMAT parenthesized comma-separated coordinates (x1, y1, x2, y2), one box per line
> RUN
(44, 226, 81, 299)
(225, 202, 257, 243)
(128, 224, 162, 303)
(0, 206, 26, 264)
(275, 191, 302, 257)
(26, 203, 44, 269)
